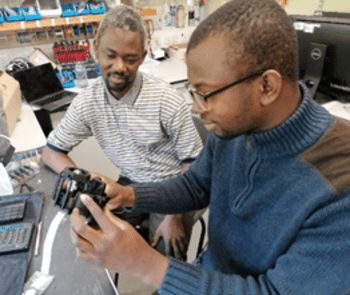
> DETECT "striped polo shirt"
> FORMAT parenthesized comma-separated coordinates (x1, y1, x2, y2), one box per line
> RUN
(47, 72, 203, 182)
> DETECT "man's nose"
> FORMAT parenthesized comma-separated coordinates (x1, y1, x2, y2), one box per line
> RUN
(111, 57, 127, 73)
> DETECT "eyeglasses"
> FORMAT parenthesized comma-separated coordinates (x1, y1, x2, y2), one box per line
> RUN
(186, 70, 267, 111)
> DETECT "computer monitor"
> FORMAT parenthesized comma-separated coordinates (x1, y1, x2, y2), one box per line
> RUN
(291, 13, 350, 102)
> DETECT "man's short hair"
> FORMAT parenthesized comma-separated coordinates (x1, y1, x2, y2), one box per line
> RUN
(95, 5, 146, 49)
(187, 0, 298, 81)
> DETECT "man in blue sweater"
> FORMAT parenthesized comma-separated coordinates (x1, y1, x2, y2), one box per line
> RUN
(70, 0, 350, 294)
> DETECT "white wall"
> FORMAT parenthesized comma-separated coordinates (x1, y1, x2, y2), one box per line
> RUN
(206, 0, 350, 16)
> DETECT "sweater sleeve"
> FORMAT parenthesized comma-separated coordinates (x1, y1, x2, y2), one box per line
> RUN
(159, 191, 350, 295)
(132, 135, 214, 213)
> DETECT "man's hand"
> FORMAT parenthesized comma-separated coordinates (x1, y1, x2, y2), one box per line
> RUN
(70, 194, 169, 287)
(89, 172, 136, 210)
(152, 214, 189, 260)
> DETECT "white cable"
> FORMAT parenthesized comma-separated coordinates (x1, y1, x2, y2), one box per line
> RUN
(105, 268, 121, 295)
(40, 211, 66, 275)
(23, 211, 66, 295)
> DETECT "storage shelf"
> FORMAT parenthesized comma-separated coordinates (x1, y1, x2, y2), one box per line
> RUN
(0, 14, 103, 32)
(0, 8, 157, 49)
(0, 8, 156, 33)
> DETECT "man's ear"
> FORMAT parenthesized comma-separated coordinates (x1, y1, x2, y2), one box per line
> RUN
(259, 70, 282, 106)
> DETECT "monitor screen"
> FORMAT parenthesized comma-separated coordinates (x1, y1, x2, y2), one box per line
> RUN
(291, 14, 350, 101)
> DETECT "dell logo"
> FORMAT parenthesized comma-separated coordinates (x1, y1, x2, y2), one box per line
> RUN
(311, 48, 322, 60)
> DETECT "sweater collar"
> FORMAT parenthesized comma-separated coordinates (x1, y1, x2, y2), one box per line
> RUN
(248, 84, 333, 157)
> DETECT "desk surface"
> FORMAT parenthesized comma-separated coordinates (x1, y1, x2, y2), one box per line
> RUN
(23, 164, 117, 295)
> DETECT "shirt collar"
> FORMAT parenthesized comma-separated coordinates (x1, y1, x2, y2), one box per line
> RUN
(104, 71, 143, 106)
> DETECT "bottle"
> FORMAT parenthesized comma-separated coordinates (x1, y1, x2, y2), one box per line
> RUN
(169, 2, 177, 27)
(74, 62, 88, 88)
(176, 4, 186, 28)
(194, 0, 200, 24)
(188, 4, 195, 27)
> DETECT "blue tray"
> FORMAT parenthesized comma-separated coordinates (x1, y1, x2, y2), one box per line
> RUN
(76, 3, 90, 15)
(4, 7, 24, 22)
(61, 3, 77, 17)
(89, 2, 106, 14)
(23, 6, 41, 21)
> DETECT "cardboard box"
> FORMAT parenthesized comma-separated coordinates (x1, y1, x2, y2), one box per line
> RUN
(0, 70, 22, 134)
(28, 48, 57, 69)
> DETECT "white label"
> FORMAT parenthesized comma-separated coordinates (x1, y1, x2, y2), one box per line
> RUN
(36, 20, 41, 28)
(51, 19, 56, 26)
(304, 24, 315, 33)
(65, 17, 70, 24)
(293, 22, 304, 31)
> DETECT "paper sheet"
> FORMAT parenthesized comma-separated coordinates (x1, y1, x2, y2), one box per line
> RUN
(10, 104, 47, 153)
(322, 101, 350, 120)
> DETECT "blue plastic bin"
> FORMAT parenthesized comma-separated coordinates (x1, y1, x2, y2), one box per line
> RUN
(0, 10, 4, 23)
(23, 6, 41, 21)
(61, 3, 77, 17)
(76, 2, 90, 15)
(89, 2, 106, 14)
(3, 7, 24, 22)
(56, 70, 75, 88)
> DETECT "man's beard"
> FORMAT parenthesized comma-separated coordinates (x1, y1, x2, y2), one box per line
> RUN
(106, 72, 131, 93)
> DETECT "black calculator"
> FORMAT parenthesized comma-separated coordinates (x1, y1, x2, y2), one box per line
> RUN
(0, 200, 26, 224)
(0, 222, 34, 255)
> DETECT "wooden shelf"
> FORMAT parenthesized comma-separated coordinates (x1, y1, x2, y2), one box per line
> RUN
(0, 8, 157, 48)
(0, 8, 157, 33)
(0, 14, 104, 33)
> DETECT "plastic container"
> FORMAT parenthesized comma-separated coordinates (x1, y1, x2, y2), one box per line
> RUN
(61, 3, 77, 17)
(3, 7, 24, 22)
(76, 2, 90, 15)
(23, 6, 41, 21)
(0, 9, 5, 23)
(89, 1, 106, 14)
(74, 62, 88, 88)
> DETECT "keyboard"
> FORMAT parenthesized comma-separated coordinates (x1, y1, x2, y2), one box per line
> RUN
(0, 200, 26, 224)
(35, 91, 67, 106)
(0, 222, 34, 255)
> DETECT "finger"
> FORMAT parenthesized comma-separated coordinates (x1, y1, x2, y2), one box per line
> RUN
(165, 239, 172, 256)
(151, 232, 161, 247)
(70, 208, 97, 245)
(70, 225, 94, 253)
(71, 201, 102, 248)
(104, 181, 123, 199)
(105, 208, 129, 230)
(106, 197, 123, 211)
(89, 171, 103, 180)
(76, 248, 96, 263)
(171, 239, 183, 260)
(79, 194, 112, 231)
(177, 236, 189, 257)
(175, 238, 189, 260)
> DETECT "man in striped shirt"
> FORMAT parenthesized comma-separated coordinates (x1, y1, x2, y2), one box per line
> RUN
(42, 5, 203, 260)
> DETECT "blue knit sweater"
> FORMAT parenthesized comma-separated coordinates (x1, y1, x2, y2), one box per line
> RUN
(133, 87, 350, 294)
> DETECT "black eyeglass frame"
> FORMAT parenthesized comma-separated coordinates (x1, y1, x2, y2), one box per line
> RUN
(186, 69, 268, 103)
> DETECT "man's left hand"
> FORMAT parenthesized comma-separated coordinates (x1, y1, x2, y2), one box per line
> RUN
(151, 214, 189, 260)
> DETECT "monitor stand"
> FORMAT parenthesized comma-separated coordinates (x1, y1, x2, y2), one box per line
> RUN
(302, 42, 328, 98)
